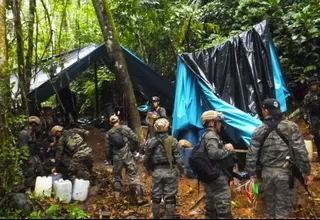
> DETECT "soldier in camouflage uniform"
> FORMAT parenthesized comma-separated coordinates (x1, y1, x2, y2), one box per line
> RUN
(146, 96, 167, 139)
(200, 110, 234, 219)
(105, 115, 144, 203)
(303, 77, 320, 161)
(18, 116, 45, 188)
(50, 125, 93, 181)
(144, 117, 184, 219)
(246, 99, 312, 218)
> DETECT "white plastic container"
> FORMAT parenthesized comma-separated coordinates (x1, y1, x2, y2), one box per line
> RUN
(50, 173, 63, 184)
(304, 140, 313, 161)
(72, 179, 90, 202)
(34, 176, 52, 197)
(53, 179, 72, 203)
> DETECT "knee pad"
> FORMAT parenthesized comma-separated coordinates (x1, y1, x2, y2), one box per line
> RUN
(164, 196, 176, 205)
(152, 197, 161, 204)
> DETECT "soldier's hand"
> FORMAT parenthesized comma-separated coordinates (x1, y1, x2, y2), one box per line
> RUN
(224, 143, 234, 151)
(304, 175, 313, 186)
(50, 142, 55, 147)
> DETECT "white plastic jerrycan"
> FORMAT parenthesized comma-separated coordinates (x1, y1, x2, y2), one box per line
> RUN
(53, 179, 72, 203)
(35, 176, 52, 197)
(72, 179, 90, 202)
(304, 140, 313, 161)
(50, 173, 63, 184)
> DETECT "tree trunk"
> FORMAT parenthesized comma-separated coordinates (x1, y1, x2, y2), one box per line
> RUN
(12, 0, 28, 115)
(91, 0, 143, 142)
(25, 0, 35, 97)
(0, 0, 7, 144)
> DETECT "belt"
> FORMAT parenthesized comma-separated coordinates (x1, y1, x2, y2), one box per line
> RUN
(154, 164, 176, 169)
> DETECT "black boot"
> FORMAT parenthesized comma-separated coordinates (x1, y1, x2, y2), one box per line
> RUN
(134, 184, 145, 205)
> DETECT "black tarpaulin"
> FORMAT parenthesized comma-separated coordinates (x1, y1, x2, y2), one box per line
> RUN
(180, 20, 279, 118)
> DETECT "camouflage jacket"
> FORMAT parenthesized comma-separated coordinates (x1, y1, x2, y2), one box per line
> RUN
(246, 118, 311, 176)
(202, 129, 232, 161)
(55, 130, 87, 166)
(105, 125, 139, 161)
(18, 127, 36, 149)
(69, 128, 90, 141)
(303, 91, 320, 116)
(144, 133, 184, 173)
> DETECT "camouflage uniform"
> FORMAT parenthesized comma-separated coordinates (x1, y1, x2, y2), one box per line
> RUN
(201, 129, 232, 219)
(146, 107, 166, 139)
(55, 130, 93, 180)
(18, 127, 44, 187)
(303, 91, 320, 158)
(69, 127, 90, 141)
(144, 133, 184, 219)
(105, 125, 141, 192)
(246, 118, 311, 218)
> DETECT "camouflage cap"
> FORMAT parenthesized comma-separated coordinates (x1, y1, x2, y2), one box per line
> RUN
(109, 115, 119, 124)
(200, 110, 224, 125)
(28, 116, 41, 125)
(152, 96, 160, 102)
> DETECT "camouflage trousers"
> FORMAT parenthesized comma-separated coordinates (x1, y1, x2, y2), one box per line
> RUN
(151, 167, 179, 219)
(22, 155, 44, 188)
(203, 174, 232, 219)
(68, 147, 93, 181)
(113, 155, 141, 192)
(309, 115, 320, 157)
(262, 167, 296, 218)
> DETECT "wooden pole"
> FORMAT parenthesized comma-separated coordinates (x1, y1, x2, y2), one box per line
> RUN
(94, 61, 99, 118)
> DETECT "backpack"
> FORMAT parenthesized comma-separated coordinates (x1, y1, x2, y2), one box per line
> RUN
(189, 132, 220, 183)
(108, 130, 126, 149)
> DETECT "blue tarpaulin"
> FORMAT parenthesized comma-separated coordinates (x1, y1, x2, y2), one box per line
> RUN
(172, 21, 290, 176)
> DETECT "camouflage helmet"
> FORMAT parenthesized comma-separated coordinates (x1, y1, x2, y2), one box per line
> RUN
(28, 116, 41, 125)
(51, 125, 64, 135)
(109, 115, 119, 124)
(200, 110, 224, 125)
(154, 117, 170, 133)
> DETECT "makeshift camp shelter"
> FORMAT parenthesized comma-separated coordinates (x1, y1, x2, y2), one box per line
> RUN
(172, 21, 290, 175)
(11, 44, 175, 116)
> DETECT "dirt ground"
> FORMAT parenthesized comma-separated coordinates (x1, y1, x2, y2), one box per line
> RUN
(79, 123, 320, 219)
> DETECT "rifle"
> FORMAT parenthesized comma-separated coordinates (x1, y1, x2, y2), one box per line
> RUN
(276, 122, 313, 198)
(284, 156, 313, 197)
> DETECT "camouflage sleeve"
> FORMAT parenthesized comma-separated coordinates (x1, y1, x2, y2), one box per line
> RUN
(55, 137, 65, 167)
(18, 130, 29, 149)
(105, 132, 112, 161)
(159, 107, 166, 117)
(291, 122, 311, 175)
(124, 126, 139, 145)
(245, 127, 262, 175)
(303, 94, 311, 108)
(143, 138, 157, 171)
(173, 138, 184, 173)
(205, 133, 231, 161)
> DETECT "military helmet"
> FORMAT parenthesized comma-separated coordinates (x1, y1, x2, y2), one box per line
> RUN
(308, 77, 318, 85)
(109, 115, 119, 124)
(42, 104, 52, 110)
(51, 125, 64, 135)
(154, 117, 169, 133)
(200, 110, 224, 125)
(28, 116, 41, 125)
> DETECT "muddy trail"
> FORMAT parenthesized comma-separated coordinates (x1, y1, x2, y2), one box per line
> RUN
(80, 124, 320, 219)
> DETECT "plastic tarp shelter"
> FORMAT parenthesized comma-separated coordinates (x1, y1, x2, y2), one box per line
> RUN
(172, 21, 290, 176)
(11, 44, 175, 108)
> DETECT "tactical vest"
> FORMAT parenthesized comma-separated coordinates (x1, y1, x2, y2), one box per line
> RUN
(64, 131, 85, 156)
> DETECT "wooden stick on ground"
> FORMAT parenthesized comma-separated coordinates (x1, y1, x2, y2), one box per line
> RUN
(188, 192, 205, 211)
